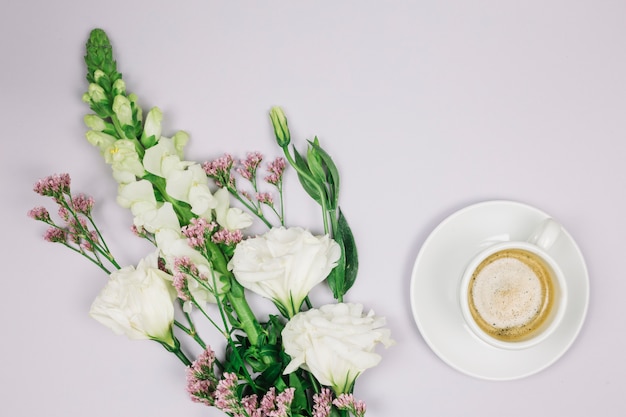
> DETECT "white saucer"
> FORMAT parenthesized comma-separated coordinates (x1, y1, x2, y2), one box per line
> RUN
(410, 200, 589, 380)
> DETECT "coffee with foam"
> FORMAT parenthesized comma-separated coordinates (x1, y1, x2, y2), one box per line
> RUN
(467, 248, 555, 342)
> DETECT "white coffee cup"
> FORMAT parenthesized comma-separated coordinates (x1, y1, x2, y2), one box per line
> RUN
(459, 219, 568, 350)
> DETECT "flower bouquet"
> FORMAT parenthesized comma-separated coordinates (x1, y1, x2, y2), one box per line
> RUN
(29, 29, 393, 417)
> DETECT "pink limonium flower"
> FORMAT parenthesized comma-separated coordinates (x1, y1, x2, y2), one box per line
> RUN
(211, 228, 243, 246)
(265, 157, 286, 186)
(256, 192, 274, 206)
(240, 386, 295, 417)
(203, 153, 234, 188)
(236, 151, 263, 181)
(313, 388, 333, 417)
(173, 256, 202, 301)
(181, 218, 217, 249)
(333, 393, 366, 417)
(27, 207, 51, 222)
(33, 173, 71, 198)
(71, 193, 95, 215)
(214, 372, 246, 415)
(186, 347, 219, 406)
(43, 227, 67, 243)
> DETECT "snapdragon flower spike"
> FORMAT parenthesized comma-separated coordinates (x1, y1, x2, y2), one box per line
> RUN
(203, 153, 235, 188)
(186, 347, 219, 406)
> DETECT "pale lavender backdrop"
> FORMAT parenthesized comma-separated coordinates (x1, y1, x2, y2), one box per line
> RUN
(2, 1, 625, 416)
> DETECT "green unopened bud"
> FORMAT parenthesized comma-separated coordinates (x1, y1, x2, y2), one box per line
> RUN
(269, 106, 290, 147)
(112, 79, 126, 96)
(112, 95, 133, 127)
(94, 69, 106, 82)
(88, 83, 106, 103)
(142, 107, 162, 147)
(86, 130, 117, 154)
(84, 114, 107, 131)
(172, 131, 189, 158)
(128, 94, 142, 123)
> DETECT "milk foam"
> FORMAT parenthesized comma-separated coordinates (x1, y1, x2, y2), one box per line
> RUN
(471, 257, 543, 329)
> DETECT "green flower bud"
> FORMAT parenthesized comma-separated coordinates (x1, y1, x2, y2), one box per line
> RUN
(128, 94, 142, 123)
(172, 131, 189, 158)
(269, 106, 290, 147)
(88, 83, 107, 103)
(86, 130, 117, 154)
(113, 79, 126, 96)
(84, 114, 107, 131)
(94, 69, 106, 82)
(142, 107, 162, 147)
(112, 95, 133, 127)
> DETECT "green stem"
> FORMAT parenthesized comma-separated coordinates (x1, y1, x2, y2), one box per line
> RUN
(226, 281, 261, 345)
(227, 186, 273, 229)
(160, 339, 192, 366)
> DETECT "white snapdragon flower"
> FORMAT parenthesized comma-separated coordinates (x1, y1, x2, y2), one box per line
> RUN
(117, 180, 180, 233)
(144, 139, 219, 219)
(89, 251, 177, 347)
(167, 164, 219, 217)
(84, 114, 107, 131)
(282, 303, 394, 394)
(143, 107, 163, 141)
(102, 139, 145, 184)
(143, 136, 185, 178)
(112, 95, 133, 126)
(228, 226, 340, 317)
(85, 130, 116, 155)
(214, 188, 253, 230)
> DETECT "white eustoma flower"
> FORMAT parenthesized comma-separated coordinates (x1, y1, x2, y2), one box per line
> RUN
(228, 226, 340, 317)
(89, 251, 177, 347)
(282, 303, 394, 394)
(214, 188, 253, 230)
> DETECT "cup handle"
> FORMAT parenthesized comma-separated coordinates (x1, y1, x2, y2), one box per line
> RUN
(527, 218, 562, 251)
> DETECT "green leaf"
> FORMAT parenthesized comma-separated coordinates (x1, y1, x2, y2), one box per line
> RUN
(292, 145, 322, 204)
(122, 124, 136, 139)
(327, 208, 359, 299)
(309, 139, 340, 209)
(337, 208, 358, 293)
(306, 137, 326, 183)
(289, 372, 310, 414)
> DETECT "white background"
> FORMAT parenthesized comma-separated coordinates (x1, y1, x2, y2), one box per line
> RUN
(2, 1, 626, 416)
